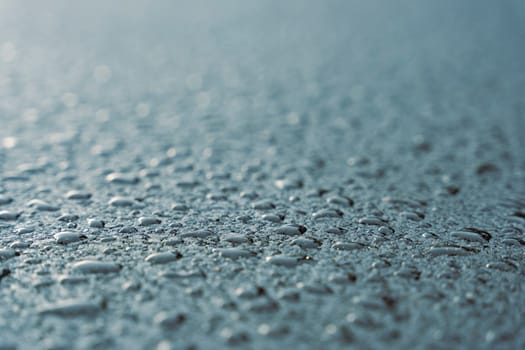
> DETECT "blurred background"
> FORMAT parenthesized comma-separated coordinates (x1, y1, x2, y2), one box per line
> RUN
(0, 0, 524, 189)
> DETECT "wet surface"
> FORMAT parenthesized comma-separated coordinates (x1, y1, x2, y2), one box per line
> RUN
(0, 0, 524, 349)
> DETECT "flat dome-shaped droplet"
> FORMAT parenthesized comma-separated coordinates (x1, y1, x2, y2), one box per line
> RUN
(0, 195, 14, 205)
(88, 219, 105, 228)
(72, 260, 121, 274)
(399, 211, 424, 221)
(145, 252, 181, 264)
(325, 227, 345, 235)
(154, 311, 186, 329)
(172, 203, 189, 211)
(138, 216, 161, 226)
(332, 242, 367, 251)
(206, 193, 228, 201)
(180, 229, 214, 238)
(9, 241, 31, 249)
(27, 199, 59, 211)
(119, 226, 138, 233)
(222, 234, 250, 244)
(312, 208, 343, 219)
(451, 231, 486, 243)
(261, 214, 284, 223)
(215, 248, 255, 259)
(291, 237, 321, 249)
(251, 199, 275, 210)
(39, 300, 102, 317)
(65, 190, 92, 200)
(0, 210, 21, 221)
(265, 255, 298, 267)
(0, 248, 17, 260)
(108, 196, 135, 207)
(274, 178, 303, 190)
(105, 172, 140, 185)
(358, 216, 387, 226)
(428, 246, 474, 257)
(54, 231, 87, 244)
(326, 195, 354, 207)
(273, 224, 307, 236)
(16, 226, 35, 234)
(57, 214, 79, 222)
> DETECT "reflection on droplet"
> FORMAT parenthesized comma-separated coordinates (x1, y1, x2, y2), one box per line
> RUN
(2, 137, 17, 149)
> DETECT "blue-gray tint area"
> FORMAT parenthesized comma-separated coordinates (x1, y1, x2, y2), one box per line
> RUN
(0, 1, 524, 349)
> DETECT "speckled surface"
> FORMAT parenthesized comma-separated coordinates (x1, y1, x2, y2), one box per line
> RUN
(0, 1, 524, 349)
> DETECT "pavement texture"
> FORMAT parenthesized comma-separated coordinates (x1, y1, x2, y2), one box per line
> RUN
(0, 1, 524, 349)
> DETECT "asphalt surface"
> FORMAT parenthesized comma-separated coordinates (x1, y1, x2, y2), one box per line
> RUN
(0, 1, 524, 349)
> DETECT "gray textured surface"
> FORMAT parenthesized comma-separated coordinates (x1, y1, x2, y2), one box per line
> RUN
(1, 1, 524, 349)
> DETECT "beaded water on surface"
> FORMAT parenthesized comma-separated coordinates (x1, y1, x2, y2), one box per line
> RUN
(0, 1, 524, 349)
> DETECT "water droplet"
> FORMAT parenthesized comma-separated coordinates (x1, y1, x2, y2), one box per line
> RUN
(27, 199, 59, 211)
(251, 199, 275, 210)
(265, 255, 298, 267)
(180, 229, 214, 239)
(2, 136, 17, 149)
(105, 172, 140, 185)
(358, 216, 387, 226)
(292, 237, 321, 249)
(154, 312, 186, 329)
(0, 195, 13, 206)
(222, 234, 250, 244)
(54, 231, 87, 244)
(119, 226, 138, 233)
(138, 216, 161, 226)
(39, 300, 103, 317)
(65, 190, 92, 200)
(486, 261, 517, 272)
(16, 226, 35, 234)
(108, 196, 136, 207)
(58, 214, 79, 222)
(261, 213, 284, 223)
(0, 210, 20, 221)
(172, 203, 189, 211)
(72, 260, 121, 274)
(88, 219, 105, 228)
(428, 246, 476, 257)
(332, 242, 368, 251)
(0, 248, 17, 261)
(399, 211, 424, 221)
(215, 248, 255, 259)
(145, 252, 182, 264)
(326, 195, 354, 207)
(273, 224, 307, 236)
(312, 208, 344, 219)
(274, 178, 303, 190)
